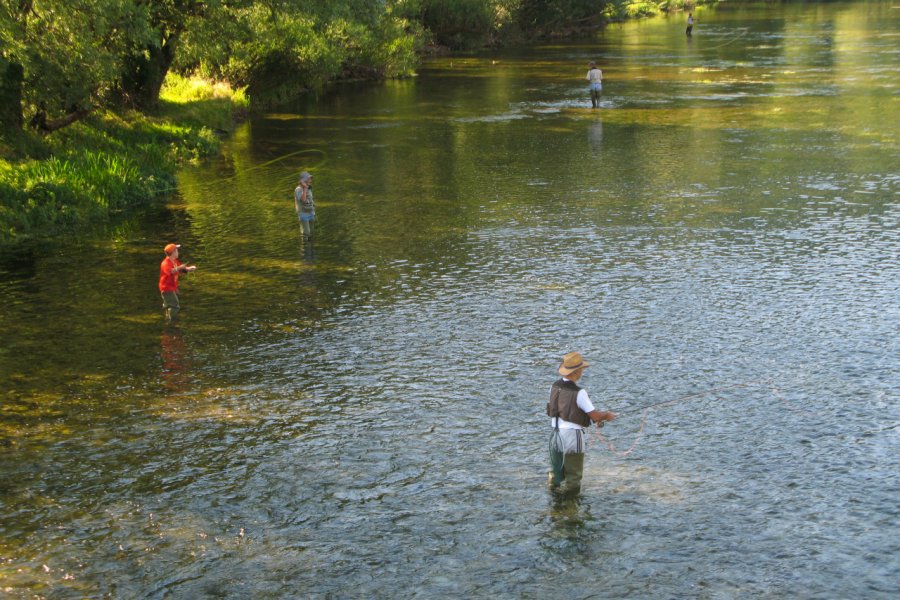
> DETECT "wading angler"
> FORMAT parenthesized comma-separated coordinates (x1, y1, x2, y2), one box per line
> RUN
(158, 243, 197, 324)
(547, 352, 616, 495)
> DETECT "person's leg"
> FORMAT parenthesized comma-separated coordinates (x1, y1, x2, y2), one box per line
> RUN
(161, 291, 180, 323)
(556, 429, 585, 493)
(562, 452, 585, 494)
(301, 217, 311, 240)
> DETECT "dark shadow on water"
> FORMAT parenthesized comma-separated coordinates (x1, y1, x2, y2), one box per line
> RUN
(541, 490, 609, 562)
(549, 489, 589, 526)
(0, 242, 39, 280)
(302, 239, 316, 262)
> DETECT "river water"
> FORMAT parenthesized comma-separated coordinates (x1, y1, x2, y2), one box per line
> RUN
(1, 2, 898, 598)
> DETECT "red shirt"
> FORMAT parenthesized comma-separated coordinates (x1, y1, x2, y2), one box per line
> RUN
(159, 257, 183, 292)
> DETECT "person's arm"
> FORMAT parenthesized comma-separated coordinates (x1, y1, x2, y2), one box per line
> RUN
(577, 390, 614, 426)
(588, 409, 616, 425)
(173, 260, 196, 274)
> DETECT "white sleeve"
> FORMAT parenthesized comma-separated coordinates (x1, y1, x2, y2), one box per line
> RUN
(576, 389, 596, 414)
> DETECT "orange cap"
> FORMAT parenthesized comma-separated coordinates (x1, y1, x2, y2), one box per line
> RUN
(164, 243, 181, 255)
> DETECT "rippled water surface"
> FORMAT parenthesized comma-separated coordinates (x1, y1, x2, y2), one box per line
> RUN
(1, 2, 898, 598)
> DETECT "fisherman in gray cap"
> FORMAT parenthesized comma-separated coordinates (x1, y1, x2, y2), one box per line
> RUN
(294, 171, 316, 241)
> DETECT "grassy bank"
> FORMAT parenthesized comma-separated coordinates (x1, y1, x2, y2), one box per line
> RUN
(613, 0, 707, 20)
(0, 75, 247, 246)
(0, 2, 710, 247)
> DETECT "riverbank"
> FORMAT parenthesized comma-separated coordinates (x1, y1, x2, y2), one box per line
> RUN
(0, 1, 713, 247)
(0, 76, 247, 246)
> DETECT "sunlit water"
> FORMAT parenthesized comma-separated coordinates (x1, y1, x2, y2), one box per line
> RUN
(2, 2, 898, 597)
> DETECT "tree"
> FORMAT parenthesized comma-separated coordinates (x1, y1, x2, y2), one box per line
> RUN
(0, 0, 152, 132)
(119, 0, 213, 109)
(517, 0, 609, 38)
(175, 0, 422, 107)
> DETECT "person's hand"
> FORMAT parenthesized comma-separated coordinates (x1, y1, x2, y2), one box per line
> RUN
(186, 265, 197, 272)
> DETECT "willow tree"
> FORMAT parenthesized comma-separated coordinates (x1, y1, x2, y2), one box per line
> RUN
(0, 0, 151, 132)
(173, 0, 423, 108)
(118, 0, 247, 109)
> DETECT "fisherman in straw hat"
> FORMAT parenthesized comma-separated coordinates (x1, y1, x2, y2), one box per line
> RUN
(547, 352, 616, 494)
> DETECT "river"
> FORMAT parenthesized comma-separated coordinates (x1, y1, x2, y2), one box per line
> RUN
(1, 1, 898, 597)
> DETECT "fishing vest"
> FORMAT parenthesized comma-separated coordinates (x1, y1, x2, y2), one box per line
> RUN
(547, 379, 592, 427)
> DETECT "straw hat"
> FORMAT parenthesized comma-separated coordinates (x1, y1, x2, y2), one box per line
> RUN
(558, 352, 589, 377)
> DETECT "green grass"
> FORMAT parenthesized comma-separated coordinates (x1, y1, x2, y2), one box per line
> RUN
(0, 75, 246, 245)
(605, 1, 713, 21)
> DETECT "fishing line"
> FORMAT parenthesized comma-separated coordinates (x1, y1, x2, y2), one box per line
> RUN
(588, 380, 805, 457)
(153, 148, 328, 197)
(857, 422, 899, 438)
(703, 27, 750, 51)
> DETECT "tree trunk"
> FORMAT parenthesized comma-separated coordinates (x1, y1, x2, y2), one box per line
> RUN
(39, 108, 93, 133)
(0, 61, 24, 131)
(120, 34, 179, 110)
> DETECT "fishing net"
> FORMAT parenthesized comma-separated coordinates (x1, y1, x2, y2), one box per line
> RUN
(548, 427, 565, 486)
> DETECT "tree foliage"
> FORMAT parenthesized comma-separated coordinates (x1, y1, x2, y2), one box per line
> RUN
(517, 0, 610, 37)
(0, 0, 705, 137)
(175, 0, 425, 107)
(1, 0, 154, 131)
(395, 0, 508, 48)
(0, 0, 425, 132)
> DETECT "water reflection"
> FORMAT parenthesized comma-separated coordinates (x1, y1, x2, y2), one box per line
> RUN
(159, 329, 192, 393)
(587, 119, 603, 154)
(302, 238, 316, 262)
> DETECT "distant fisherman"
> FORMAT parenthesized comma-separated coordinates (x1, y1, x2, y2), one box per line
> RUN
(547, 352, 616, 494)
(158, 243, 197, 324)
(686, 13, 694, 36)
(294, 171, 316, 242)
(586, 61, 603, 108)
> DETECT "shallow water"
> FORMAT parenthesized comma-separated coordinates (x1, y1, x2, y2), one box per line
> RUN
(1, 2, 898, 597)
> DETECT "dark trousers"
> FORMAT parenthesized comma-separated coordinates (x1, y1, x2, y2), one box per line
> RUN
(161, 291, 180, 323)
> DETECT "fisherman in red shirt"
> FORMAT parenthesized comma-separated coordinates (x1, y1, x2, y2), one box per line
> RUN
(159, 243, 197, 324)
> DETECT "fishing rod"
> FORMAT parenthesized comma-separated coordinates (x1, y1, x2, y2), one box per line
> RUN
(591, 379, 778, 457)
(612, 379, 773, 418)
(591, 381, 887, 455)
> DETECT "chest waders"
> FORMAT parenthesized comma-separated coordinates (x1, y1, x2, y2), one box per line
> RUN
(548, 386, 565, 486)
(549, 424, 565, 486)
